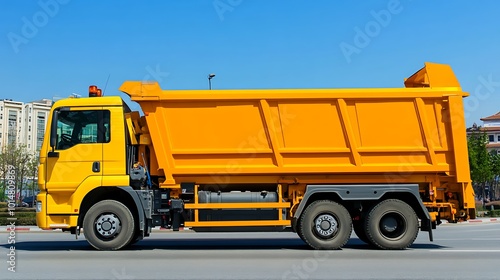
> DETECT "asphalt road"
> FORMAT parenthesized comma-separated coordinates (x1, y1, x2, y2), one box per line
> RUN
(1, 223, 499, 280)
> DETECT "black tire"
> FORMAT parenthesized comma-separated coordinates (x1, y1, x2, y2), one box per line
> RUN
(83, 200, 135, 250)
(299, 200, 352, 250)
(126, 231, 143, 247)
(353, 219, 371, 244)
(365, 199, 419, 250)
(296, 223, 305, 242)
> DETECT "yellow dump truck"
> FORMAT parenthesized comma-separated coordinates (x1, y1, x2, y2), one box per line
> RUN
(36, 62, 475, 250)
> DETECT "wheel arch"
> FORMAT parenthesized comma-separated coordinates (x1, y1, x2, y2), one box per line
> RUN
(78, 186, 148, 236)
(292, 184, 431, 237)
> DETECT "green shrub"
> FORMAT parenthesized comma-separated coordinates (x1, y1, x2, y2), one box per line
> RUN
(486, 210, 500, 217)
(0, 210, 36, 226)
(13, 216, 37, 226)
(0, 212, 35, 218)
(0, 207, 35, 213)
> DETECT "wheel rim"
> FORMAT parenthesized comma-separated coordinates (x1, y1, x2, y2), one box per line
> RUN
(95, 213, 122, 239)
(378, 212, 406, 239)
(313, 214, 338, 238)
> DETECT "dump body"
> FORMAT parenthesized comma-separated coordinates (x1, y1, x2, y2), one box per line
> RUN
(121, 63, 473, 202)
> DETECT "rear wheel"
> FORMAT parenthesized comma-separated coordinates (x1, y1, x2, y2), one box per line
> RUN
(83, 200, 135, 250)
(299, 200, 352, 250)
(365, 199, 419, 250)
(353, 219, 371, 244)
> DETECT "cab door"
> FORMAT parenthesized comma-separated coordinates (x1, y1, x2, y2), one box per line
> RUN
(45, 107, 109, 213)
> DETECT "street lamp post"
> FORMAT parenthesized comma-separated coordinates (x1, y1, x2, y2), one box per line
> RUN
(208, 73, 216, 90)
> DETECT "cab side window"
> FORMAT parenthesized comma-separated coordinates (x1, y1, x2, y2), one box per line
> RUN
(55, 110, 110, 150)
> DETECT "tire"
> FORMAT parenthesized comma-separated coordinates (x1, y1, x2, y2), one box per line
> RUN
(353, 219, 371, 244)
(83, 200, 135, 250)
(296, 223, 305, 242)
(126, 231, 143, 247)
(365, 199, 419, 250)
(299, 200, 352, 250)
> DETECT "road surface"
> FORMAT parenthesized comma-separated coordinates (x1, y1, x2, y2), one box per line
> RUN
(1, 223, 499, 280)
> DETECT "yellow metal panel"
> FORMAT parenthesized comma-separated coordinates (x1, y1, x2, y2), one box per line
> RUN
(102, 175, 130, 187)
(45, 143, 102, 193)
(36, 192, 48, 229)
(415, 98, 437, 166)
(404, 62, 462, 89)
(185, 220, 291, 227)
(103, 106, 127, 176)
(424, 100, 446, 150)
(52, 96, 124, 108)
(184, 202, 290, 210)
(259, 100, 284, 167)
(173, 154, 275, 169)
(360, 152, 429, 166)
(46, 215, 79, 228)
(447, 95, 471, 183)
(163, 101, 268, 150)
(337, 99, 362, 166)
(125, 113, 138, 145)
(282, 153, 354, 167)
(46, 175, 102, 214)
(355, 100, 424, 148)
(275, 102, 348, 149)
(37, 157, 46, 191)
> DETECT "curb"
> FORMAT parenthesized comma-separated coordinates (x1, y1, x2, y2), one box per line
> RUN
(0, 226, 189, 232)
(461, 218, 498, 223)
(440, 217, 500, 225)
(0, 226, 60, 232)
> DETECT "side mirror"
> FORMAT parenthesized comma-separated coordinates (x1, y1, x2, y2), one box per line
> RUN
(50, 110, 59, 150)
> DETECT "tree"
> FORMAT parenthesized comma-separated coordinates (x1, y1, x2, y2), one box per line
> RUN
(489, 150, 500, 200)
(467, 127, 493, 206)
(26, 152, 39, 199)
(0, 144, 38, 205)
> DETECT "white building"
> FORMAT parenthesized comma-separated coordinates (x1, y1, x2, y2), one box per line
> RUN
(0, 99, 23, 149)
(24, 99, 52, 153)
(0, 98, 52, 154)
(480, 112, 500, 152)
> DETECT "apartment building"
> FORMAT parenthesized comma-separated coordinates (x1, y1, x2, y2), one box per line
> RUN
(0, 98, 52, 154)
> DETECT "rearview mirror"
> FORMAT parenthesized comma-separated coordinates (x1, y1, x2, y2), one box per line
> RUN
(50, 110, 59, 150)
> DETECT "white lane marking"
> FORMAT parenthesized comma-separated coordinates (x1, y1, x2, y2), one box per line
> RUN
(430, 250, 500, 253)
(434, 238, 500, 241)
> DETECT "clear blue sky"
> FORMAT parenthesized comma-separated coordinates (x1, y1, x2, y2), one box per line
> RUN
(1, 0, 499, 126)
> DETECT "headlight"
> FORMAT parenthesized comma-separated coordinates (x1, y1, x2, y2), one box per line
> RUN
(36, 201, 42, 213)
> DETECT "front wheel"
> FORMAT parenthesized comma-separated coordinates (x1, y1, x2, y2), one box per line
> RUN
(365, 199, 419, 250)
(83, 200, 135, 250)
(299, 200, 352, 250)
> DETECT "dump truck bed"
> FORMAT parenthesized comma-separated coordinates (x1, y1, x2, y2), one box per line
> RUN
(120, 62, 471, 189)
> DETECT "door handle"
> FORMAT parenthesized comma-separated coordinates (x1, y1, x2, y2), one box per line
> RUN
(92, 161, 100, 173)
